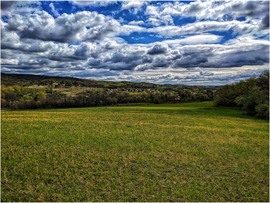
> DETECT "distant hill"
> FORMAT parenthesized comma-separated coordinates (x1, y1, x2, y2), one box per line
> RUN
(1, 73, 161, 89)
(1, 73, 216, 110)
(1, 73, 217, 90)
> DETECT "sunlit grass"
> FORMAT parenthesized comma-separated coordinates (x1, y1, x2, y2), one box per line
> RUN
(1, 102, 269, 201)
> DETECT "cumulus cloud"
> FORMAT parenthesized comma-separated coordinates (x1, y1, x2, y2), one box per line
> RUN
(145, 4, 174, 26)
(1, 1, 269, 85)
(147, 43, 168, 55)
(119, 24, 146, 35)
(148, 20, 257, 38)
(134, 37, 268, 71)
(158, 0, 269, 21)
(5, 10, 120, 43)
(122, 1, 146, 10)
(144, 1, 269, 39)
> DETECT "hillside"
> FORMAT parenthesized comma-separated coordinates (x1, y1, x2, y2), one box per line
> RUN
(1, 73, 159, 89)
(1, 73, 215, 109)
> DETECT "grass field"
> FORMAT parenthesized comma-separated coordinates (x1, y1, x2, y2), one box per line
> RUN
(1, 102, 269, 201)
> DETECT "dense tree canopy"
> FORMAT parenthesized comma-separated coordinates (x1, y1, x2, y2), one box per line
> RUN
(214, 71, 269, 119)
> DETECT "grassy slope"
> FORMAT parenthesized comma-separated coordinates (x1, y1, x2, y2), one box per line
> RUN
(1, 102, 269, 201)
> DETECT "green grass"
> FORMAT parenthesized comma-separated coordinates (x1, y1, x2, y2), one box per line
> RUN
(1, 102, 269, 201)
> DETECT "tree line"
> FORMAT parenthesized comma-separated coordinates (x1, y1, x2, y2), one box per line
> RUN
(214, 71, 269, 119)
(1, 82, 214, 110)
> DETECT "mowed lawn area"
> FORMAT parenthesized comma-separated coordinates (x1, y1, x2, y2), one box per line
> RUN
(1, 102, 269, 201)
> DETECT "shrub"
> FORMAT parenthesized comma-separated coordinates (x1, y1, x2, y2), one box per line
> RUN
(255, 104, 269, 119)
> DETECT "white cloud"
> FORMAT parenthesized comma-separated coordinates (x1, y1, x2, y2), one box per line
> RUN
(155, 0, 269, 21)
(164, 34, 222, 45)
(145, 4, 174, 26)
(5, 10, 121, 43)
(1, 1, 42, 16)
(128, 20, 144, 26)
(49, 3, 60, 17)
(1, 1, 269, 85)
(122, 1, 145, 10)
(144, 1, 269, 38)
(119, 24, 146, 35)
(70, 0, 114, 7)
(148, 20, 257, 38)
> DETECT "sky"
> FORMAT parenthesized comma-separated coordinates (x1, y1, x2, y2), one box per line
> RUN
(1, 0, 269, 85)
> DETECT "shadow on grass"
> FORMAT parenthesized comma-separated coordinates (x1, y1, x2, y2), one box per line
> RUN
(9, 101, 268, 122)
(109, 105, 267, 122)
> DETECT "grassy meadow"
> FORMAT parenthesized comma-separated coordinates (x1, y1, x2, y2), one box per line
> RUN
(1, 102, 269, 201)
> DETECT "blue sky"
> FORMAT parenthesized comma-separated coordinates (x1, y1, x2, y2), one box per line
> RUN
(1, 0, 269, 85)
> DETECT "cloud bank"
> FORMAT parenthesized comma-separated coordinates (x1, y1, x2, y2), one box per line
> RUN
(1, 0, 269, 85)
